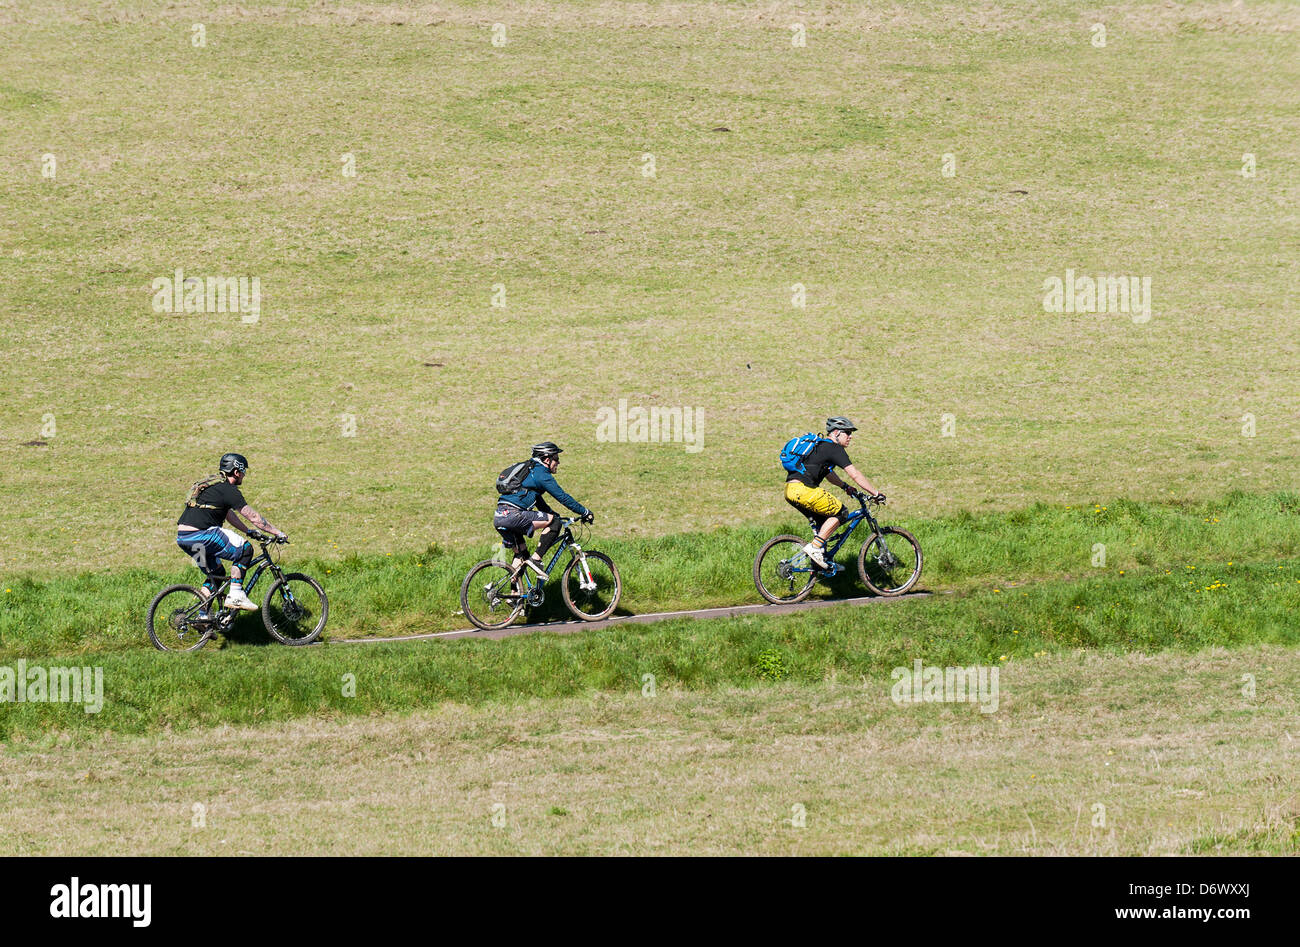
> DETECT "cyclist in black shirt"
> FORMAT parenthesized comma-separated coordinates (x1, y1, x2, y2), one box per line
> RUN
(175, 452, 286, 611)
(785, 417, 884, 569)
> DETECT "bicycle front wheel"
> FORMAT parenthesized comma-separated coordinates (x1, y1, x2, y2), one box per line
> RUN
(561, 551, 621, 621)
(263, 573, 329, 645)
(147, 584, 216, 652)
(753, 535, 817, 604)
(460, 560, 526, 630)
(858, 527, 923, 596)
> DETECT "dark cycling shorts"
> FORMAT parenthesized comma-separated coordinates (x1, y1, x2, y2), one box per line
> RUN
(494, 505, 551, 548)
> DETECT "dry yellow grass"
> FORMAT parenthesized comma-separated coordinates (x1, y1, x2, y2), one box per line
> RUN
(5, 1, 1297, 34)
(2, 0, 1298, 574)
(4, 644, 1295, 855)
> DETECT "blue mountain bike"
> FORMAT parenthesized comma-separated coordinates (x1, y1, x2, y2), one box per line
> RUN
(753, 495, 922, 603)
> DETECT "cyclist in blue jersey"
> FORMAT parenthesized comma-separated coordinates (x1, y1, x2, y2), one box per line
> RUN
(494, 442, 594, 579)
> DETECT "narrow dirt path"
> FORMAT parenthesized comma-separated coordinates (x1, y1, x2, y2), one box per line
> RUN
(334, 591, 933, 644)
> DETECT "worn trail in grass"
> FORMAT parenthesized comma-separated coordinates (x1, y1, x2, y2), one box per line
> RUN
(2, 546, 1295, 742)
(3, 491, 1297, 656)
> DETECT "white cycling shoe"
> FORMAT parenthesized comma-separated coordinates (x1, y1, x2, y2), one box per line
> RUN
(225, 587, 260, 611)
(802, 542, 830, 570)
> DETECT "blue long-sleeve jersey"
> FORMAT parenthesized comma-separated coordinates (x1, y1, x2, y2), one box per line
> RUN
(498, 461, 590, 517)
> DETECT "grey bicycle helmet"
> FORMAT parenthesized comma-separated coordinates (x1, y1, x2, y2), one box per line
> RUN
(531, 442, 564, 459)
(219, 452, 249, 475)
(825, 417, 858, 434)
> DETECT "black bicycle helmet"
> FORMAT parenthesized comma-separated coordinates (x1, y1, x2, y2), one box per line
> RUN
(531, 442, 563, 459)
(219, 452, 249, 475)
(825, 417, 858, 434)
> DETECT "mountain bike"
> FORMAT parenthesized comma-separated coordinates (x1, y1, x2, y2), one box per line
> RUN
(753, 495, 922, 604)
(147, 532, 329, 651)
(460, 517, 621, 630)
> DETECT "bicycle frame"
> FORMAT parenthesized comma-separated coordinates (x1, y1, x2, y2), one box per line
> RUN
(238, 551, 278, 596)
(790, 497, 882, 576)
(815, 498, 879, 559)
(182, 541, 285, 621)
(216, 546, 279, 596)
(510, 520, 593, 597)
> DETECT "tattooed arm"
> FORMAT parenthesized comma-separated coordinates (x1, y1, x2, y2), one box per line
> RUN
(228, 505, 285, 538)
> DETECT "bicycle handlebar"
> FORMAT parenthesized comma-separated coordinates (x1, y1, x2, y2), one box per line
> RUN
(247, 531, 289, 545)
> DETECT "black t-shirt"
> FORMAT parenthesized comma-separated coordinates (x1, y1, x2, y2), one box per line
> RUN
(177, 481, 247, 531)
(786, 439, 852, 488)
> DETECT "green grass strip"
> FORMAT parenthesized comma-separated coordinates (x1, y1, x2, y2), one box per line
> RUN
(2, 554, 1295, 743)
(2, 490, 1296, 657)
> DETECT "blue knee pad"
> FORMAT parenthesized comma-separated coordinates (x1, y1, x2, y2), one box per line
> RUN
(234, 541, 254, 570)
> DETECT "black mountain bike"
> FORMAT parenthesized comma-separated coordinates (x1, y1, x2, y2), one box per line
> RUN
(147, 532, 328, 651)
(753, 495, 922, 603)
(460, 518, 621, 630)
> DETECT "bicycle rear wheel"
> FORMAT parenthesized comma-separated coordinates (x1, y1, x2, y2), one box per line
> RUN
(753, 535, 818, 604)
(146, 584, 216, 652)
(263, 573, 329, 644)
(858, 527, 923, 596)
(460, 560, 526, 630)
(561, 551, 621, 621)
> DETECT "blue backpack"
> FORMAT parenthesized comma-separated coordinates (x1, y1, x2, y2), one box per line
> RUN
(780, 433, 828, 475)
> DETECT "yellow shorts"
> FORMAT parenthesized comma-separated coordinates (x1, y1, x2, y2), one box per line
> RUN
(785, 481, 845, 519)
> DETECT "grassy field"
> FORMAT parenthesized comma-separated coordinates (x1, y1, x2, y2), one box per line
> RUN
(2, 0, 1298, 574)
(2, 0, 1297, 856)
(3, 646, 1296, 855)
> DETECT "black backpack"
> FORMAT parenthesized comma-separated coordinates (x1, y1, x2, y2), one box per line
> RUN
(495, 459, 535, 495)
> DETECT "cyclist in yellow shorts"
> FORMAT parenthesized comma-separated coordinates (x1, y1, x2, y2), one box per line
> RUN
(784, 417, 885, 569)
